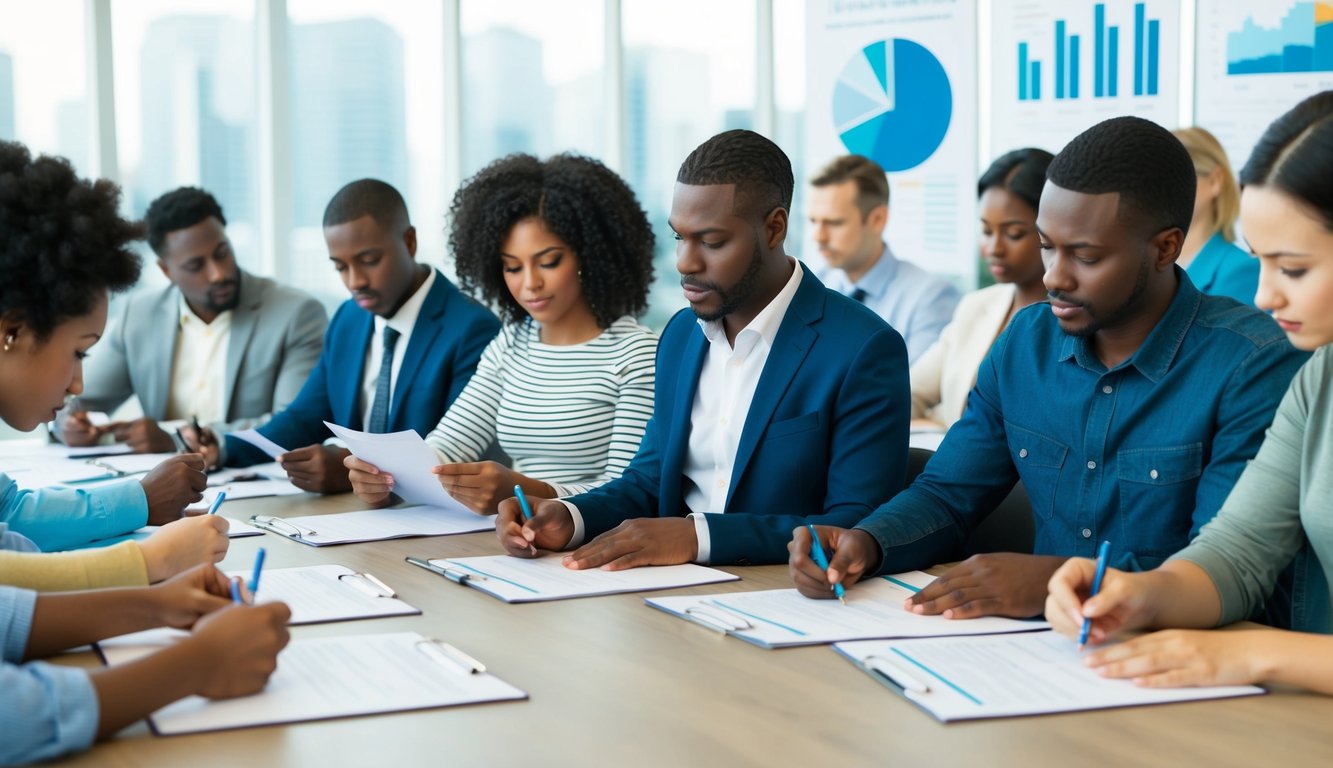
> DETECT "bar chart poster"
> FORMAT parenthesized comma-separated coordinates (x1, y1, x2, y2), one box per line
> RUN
(1195, 1, 1333, 174)
(805, 0, 978, 287)
(990, 1, 1181, 158)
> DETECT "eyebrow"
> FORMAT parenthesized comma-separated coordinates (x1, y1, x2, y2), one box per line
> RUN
(983, 218, 1029, 227)
(80, 333, 101, 340)
(1253, 250, 1313, 259)
(669, 224, 728, 237)
(500, 246, 563, 259)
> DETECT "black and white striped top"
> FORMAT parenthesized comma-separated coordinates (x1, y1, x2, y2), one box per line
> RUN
(426, 316, 658, 497)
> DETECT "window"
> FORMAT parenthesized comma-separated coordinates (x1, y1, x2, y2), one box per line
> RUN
(774, 0, 807, 256)
(622, 0, 757, 328)
(112, 0, 257, 272)
(0, 0, 89, 172)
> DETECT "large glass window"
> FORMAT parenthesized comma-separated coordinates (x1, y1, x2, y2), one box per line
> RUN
(774, 0, 806, 255)
(285, 1, 445, 303)
(461, 0, 605, 179)
(112, 0, 257, 273)
(0, 0, 89, 172)
(623, 0, 756, 328)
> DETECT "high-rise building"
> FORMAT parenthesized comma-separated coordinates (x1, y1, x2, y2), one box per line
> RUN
(290, 18, 408, 227)
(0, 51, 15, 141)
(55, 100, 87, 173)
(461, 27, 551, 177)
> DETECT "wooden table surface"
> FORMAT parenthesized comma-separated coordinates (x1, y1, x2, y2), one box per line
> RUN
(54, 492, 1333, 768)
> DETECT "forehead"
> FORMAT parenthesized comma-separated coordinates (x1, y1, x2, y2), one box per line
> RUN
(324, 214, 389, 253)
(1036, 182, 1123, 241)
(807, 180, 859, 212)
(1240, 185, 1333, 253)
(161, 217, 226, 259)
(979, 187, 1034, 220)
(670, 183, 746, 231)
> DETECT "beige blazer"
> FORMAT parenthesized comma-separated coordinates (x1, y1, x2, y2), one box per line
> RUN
(910, 283, 1016, 429)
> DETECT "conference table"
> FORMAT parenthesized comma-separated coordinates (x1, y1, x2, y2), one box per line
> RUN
(55, 491, 1333, 767)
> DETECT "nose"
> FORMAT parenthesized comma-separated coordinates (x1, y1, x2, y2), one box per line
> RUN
(1254, 260, 1282, 312)
(1042, 251, 1074, 295)
(981, 232, 1003, 260)
(206, 259, 225, 284)
(676, 239, 703, 277)
(812, 222, 829, 245)
(68, 361, 85, 396)
(345, 264, 369, 291)
(523, 263, 544, 293)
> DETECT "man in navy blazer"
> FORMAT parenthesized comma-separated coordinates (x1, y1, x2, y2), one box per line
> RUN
(194, 179, 500, 493)
(496, 130, 909, 567)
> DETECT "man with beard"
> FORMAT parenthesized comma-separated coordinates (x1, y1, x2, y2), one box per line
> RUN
(788, 117, 1307, 620)
(494, 129, 909, 568)
(188, 179, 500, 494)
(58, 187, 327, 454)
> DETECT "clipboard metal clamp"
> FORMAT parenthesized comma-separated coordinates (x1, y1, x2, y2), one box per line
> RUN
(405, 556, 488, 585)
(415, 638, 488, 675)
(337, 571, 399, 599)
(249, 515, 317, 540)
(863, 654, 931, 694)
(683, 603, 754, 633)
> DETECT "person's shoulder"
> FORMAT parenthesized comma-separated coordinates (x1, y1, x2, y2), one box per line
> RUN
(955, 282, 1014, 314)
(601, 316, 660, 349)
(1193, 294, 1291, 350)
(894, 257, 961, 297)
(249, 275, 323, 315)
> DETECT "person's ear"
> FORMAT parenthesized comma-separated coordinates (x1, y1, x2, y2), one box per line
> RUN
(764, 207, 788, 251)
(1, 310, 26, 353)
(403, 226, 418, 258)
(865, 204, 889, 232)
(1152, 227, 1186, 270)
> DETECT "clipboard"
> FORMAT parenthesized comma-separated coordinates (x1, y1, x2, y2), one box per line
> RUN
(247, 504, 494, 547)
(223, 564, 421, 624)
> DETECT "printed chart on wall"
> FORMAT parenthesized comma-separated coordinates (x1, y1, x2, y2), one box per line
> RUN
(1195, 1, 1333, 173)
(805, 0, 977, 287)
(990, 1, 1181, 159)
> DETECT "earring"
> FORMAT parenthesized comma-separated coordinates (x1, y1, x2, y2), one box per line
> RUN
(2, 332, 14, 352)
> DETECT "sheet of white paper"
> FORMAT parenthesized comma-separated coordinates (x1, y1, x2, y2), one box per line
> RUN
(5, 459, 117, 488)
(433, 555, 740, 603)
(647, 572, 1046, 648)
(249, 504, 495, 546)
(834, 632, 1264, 722)
(323, 422, 472, 514)
(231, 429, 289, 459)
(98, 630, 525, 734)
(91, 452, 177, 475)
(222, 564, 418, 624)
(189, 479, 304, 511)
(133, 516, 265, 539)
(50, 443, 134, 458)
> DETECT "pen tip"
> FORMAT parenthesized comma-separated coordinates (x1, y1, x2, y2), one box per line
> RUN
(838, 596, 846, 605)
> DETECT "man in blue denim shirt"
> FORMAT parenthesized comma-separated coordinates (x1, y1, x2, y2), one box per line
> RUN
(789, 116, 1307, 619)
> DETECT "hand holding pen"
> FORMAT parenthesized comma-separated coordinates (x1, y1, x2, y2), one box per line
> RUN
(788, 525, 879, 601)
(496, 487, 575, 559)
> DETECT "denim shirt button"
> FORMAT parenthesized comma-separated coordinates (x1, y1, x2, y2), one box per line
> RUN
(1150, 469, 1159, 479)
(1019, 448, 1028, 458)
(1086, 460, 1097, 470)
(1081, 528, 1092, 539)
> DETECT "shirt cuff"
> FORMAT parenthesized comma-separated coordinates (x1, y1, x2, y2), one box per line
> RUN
(688, 513, 711, 564)
(0, 586, 37, 662)
(559, 500, 586, 549)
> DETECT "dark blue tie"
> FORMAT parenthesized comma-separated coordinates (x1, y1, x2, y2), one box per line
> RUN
(367, 326, 400, 433)
(851, 288, 868, 303)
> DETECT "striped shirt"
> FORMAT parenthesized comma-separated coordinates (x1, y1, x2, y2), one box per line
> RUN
(426, 315, 657, 497)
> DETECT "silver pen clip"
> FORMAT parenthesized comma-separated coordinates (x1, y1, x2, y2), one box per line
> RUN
(683, 603, 754, 633)
(249, 515, 317, 539)
(864, 654, 931, 694)
(415, 638, 487, 675)
(338, 571, 398, 598)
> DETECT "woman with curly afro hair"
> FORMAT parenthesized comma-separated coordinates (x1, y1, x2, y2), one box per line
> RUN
(0, 141, 290, 763)
(346, 152, 659, 515)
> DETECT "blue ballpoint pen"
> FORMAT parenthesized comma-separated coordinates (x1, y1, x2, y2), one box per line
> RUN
(1079, 540, 1112, 649)
(513, 484, 534, 521)
(250, 547, 267, 594)
(207, 490, 227, 515)
(230, 577, 243, 605)
(807, 524, 846, 605)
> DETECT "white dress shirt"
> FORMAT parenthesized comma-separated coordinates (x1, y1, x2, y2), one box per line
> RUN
(165, 295, 231, 422)
(563, 259, 804, 564)
(359, 269, 435, 430)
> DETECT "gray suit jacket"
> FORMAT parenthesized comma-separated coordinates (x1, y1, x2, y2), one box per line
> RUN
(78, 271, 327, 434)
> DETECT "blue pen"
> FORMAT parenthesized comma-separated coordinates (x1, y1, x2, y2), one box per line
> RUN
(249, 547, 267, 595)
(207, 490, 227, 515)
(1079, 540, 1112, 649)
(806, 524, 846, 605)
(513, 484, 534, 521)
(230, 577, 243, 605)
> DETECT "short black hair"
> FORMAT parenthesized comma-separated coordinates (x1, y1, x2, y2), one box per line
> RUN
(677, 129, 794, 220)
(449, 153, 655, 328)
(1045, 117, 1195, 238)
(143, 187, 226, 256)
(322, 178, 410, 233)
(1240, 90, 1333, 230)
(0, 141, 141, 339)
(979, 147, 1054, 212)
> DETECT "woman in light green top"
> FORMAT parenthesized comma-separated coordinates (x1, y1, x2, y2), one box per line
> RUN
(1045, 91, 1333, 693)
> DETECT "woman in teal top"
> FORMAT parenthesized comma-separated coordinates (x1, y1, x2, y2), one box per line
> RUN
(1046, 91, 1333, 693)
(1174, 126, 1260, 305)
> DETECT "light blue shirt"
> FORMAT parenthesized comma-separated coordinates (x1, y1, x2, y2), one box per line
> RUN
(1185, 232, 1260, 307)
(815, 243, 960, 364)
(0, 586, 100, 764)
(0, 473, 148, 552)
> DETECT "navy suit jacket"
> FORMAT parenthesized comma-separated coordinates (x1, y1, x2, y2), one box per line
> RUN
(569, 266, 910, 564)
(224, 270, 500, 466)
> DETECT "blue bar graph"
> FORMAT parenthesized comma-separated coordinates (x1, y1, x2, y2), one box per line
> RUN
(1032, 61, 1041, 100)
(1134, 3, 1145, 95)
(1019, 42, 1029, 99)
(1015, 3, 1159, 102)
(1147, 19, 1159, 95)
(1094, 5, 1105, 97)
(1056, 20, 1066, 99)
(1108, 26, 1119, 96)
(1070, 35, 1081, 98)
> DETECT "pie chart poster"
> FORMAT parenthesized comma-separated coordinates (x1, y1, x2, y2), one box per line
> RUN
(804, 0, 978, 288)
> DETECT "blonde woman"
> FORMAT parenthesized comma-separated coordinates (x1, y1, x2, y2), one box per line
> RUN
(1174, 126, 1259, 305)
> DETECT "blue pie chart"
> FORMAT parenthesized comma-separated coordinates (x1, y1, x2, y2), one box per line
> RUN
(833, 39, 952, 172)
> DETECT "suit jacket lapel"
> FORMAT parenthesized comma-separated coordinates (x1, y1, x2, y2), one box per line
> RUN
(389, 271, 447, 428)
(726, 272, 822, 506)
(222, 273, 261, 420)
(144, 287, 180, 418)
(660, 325, 708, 515)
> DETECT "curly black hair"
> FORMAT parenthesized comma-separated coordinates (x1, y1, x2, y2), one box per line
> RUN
(677, 129, 794, 221)
(448, 153, 655, 328)
(0, 141, 141, 340)
(144, 186, 227, 256)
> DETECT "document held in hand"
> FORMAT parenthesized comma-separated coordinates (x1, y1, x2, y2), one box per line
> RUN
(98, 630, 526, 734)
(412, 554, 739, 603)
(324, 421, 474, 514)
(834, 631, 1265, 722)
(646, 572, 1047, 648)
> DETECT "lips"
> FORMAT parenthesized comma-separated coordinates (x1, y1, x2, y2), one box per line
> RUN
(1048, 299, 1085, 320)
(525, 297, 552, 311)
(681, 284, 713, 303)
(1275, 318, 1302, 333)
(355, 293, 378, 309)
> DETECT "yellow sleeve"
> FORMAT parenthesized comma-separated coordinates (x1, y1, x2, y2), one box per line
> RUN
(0, 541, 149, 591)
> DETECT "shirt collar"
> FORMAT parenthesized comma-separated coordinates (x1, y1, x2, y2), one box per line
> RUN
(375, 267, 436, 338)
(851, 241, 898, 299)
(176, 291, 232, 330)
(698, 258, 804, 351)
(1058, 266, 1202, 382)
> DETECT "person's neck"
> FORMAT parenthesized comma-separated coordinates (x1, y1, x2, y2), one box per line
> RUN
(843, 240, 885, 285)
(1014, 278, 1048, 309)
(722, 255, 795, 346)
(1091, 272, 1178, 370)
(384, 264, 430, 319)
(538, 305, 603, 346)
(1178, 218, 1216, 269)
(184, 297, 220, 325)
